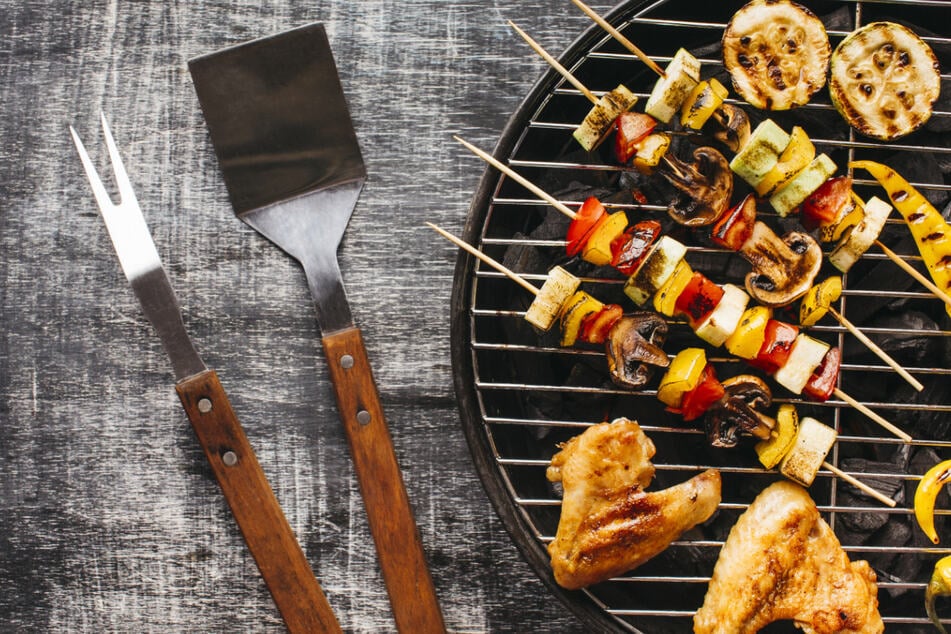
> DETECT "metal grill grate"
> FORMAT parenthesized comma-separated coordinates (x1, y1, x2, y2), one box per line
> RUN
(450, 1, 951, 631)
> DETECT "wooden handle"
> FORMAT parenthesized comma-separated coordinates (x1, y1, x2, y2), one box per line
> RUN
(322, 327, 446, 634)
(176, 370, 342, 634)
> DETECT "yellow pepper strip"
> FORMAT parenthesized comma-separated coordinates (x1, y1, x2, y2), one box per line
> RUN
(656, 348, 706, 408)
(754, 126, 815, 197)
(653, 259, 694, 317)
(851, 160, 951, 317)
(915, 459, 951, 544)
(582, 211, 628, 266)
(799, 276, 843, 327)
(632, 133, 671, 174)
(926, 555, 951, 634)
(754, 404, 798, 469)
(558, 291, 604, 347)
(724, 305, 771, 360)
(680, 78, 728, 131)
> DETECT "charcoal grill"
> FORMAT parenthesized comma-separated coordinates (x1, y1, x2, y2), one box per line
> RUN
(448, 1, 951, 631)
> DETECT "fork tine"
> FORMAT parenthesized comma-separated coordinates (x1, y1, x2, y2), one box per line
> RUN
(70, 123, 116, 213)
(99, 112, 138, 206)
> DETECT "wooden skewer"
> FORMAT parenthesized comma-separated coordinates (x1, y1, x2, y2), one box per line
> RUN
(427, 221, 898, 505)
(508, 21, 599, 105)
(833, 388, 911, 441)
(822, 461, 896, 507)
(453, 136, 578, 219)
(874, 239, 951, 311)
(425, 223, 540, 295)
(827, 306, 924, 392)
(569, 0, 667, 78)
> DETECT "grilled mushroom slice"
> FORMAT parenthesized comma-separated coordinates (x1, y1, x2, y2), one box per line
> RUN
(661, 146, 733, 227)
(711, 103, 751, 154)
(829, 21, 941, 141)
(704, 375, 774, 448)
(739, 219, 823, 307)
(722, 0, 830, 110)
(605, 312, 669, 389)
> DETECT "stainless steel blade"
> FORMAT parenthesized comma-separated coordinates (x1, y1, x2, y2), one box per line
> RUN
(188, 22, 366, 336)
(71, 114, 206, 381)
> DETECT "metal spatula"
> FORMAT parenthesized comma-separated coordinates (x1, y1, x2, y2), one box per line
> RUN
(188, 23, 445, 634)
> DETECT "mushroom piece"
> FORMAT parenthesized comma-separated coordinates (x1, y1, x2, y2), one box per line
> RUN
(660, 146, 734, 227)
(711, 103, 751, 154)
(704, 375, 775, 448)
(605, 312, 670, 389)
(739, 220, 823, 307)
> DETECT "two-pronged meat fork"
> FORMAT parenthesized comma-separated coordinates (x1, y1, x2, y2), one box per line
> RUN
(70, 113, 342, 634)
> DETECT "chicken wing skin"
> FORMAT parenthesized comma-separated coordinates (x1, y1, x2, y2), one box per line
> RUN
(546, 418, 721, 590)
(694, 480, 883, 634)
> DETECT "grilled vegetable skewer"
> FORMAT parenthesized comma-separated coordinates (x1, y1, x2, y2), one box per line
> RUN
(454, 135, 915, 437)
(428, 222, 896, 507)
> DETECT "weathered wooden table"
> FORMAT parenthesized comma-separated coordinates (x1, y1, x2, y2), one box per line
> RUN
(0, 1, 615, 631)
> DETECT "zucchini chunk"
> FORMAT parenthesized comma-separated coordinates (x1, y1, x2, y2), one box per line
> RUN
(721, 0, 830, 110)
(829, 21, 941, 141)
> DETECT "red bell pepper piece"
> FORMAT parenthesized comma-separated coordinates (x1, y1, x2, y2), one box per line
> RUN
(610, 220, 661, 276)
(674, 364, 725, 422)
(750, 319, 799, 375)
(801, 176, 852, 231)
(803, 346, 841, 402)
(566, 197, 607, 256)
(674, 272, 725, 328)
(578, 304, 624, 345)
(614, 112, 657, 164)
(711, 193, 757, 251)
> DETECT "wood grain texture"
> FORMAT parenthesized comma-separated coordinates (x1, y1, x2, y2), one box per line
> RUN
(176, 369, 342, 634)
(0, 0, 615, 632)
(322, 327, 444, 634)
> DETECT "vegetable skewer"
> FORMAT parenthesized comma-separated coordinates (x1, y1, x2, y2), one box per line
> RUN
(568, 3, 951, 312)
(427, 221, 897, 508)
(454, 134, 912, 440)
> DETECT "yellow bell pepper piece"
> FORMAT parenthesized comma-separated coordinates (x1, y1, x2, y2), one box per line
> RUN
(926, 555, 951, 634)
(915, 459, 951, 545)
(799, 276, 842, 327)
(754, 126, 815, 197)
(632, 133, 671, 174)
(657, 348, 707, 408)
(582, 211, 628, 267)
(558, 291, 604, 347)
(754, 404, 799, 469)
(852, 160, 951, 317)
(653, 259, 694, 317)
(680, 78, 728, 131)
(724, 305, 772, 360)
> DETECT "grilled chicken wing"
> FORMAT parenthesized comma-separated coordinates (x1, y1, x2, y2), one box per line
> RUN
(694, 480, 883, 634)
(546, 418, 721, 590)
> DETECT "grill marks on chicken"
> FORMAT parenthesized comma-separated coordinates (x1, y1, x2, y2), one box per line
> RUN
(694, 480, 883, 634)
(546, 418, 721, 590)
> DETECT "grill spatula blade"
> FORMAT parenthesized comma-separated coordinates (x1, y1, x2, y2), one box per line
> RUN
(188, 23, 445, 634)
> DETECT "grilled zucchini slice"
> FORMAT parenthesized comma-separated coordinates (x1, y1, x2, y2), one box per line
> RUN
(829, 21, 941, 141)
(722, 0, 830, 110)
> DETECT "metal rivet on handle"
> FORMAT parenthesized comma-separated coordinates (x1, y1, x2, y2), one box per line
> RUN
(198, 398, 213, 413)
(357, 410, 371, 425)
(222, 451, 238, 467)
(340, 354, 354, 369)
